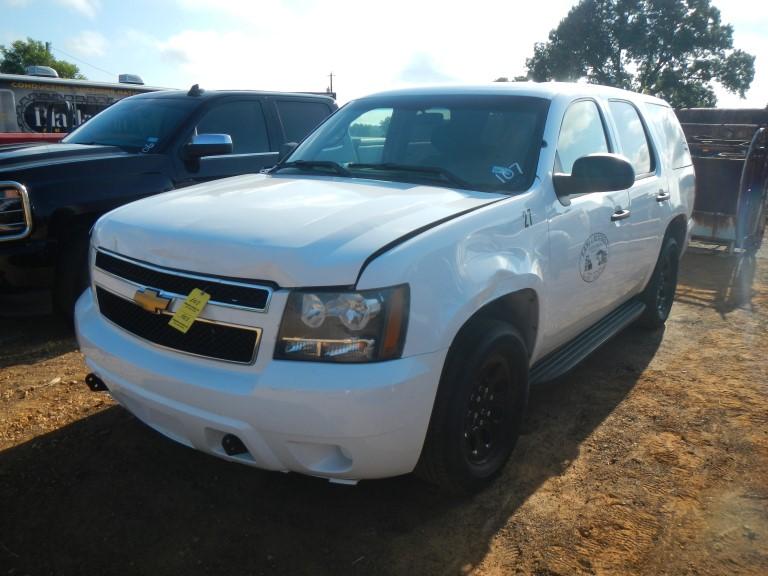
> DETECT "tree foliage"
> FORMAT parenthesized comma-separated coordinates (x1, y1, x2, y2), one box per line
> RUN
(525, 0, 754, 107)
(0, 38, 85, 79)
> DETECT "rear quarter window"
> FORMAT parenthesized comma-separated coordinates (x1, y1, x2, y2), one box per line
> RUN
(276, 100, 332, 143)
(644, 103, 692, 170)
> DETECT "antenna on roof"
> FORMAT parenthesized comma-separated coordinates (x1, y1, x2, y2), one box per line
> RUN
(188, 84, 204, 96)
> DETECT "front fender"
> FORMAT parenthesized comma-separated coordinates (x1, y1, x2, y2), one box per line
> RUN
(357, 193, 547, 358)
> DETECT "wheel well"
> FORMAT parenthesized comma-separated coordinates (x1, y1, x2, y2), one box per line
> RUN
(47, 210, 98, 252)
(666, 215, 687, 254)
(453, 289, 539, 359)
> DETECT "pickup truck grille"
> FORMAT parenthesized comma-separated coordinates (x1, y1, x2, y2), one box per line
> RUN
(0, 182, 31, 241)
(96, 287, 260, 364)
(95, 250, 272, 311)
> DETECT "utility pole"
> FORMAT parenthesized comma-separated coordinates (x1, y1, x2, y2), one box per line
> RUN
(327, 72, 334, 94)
(45, 42, 52, 55)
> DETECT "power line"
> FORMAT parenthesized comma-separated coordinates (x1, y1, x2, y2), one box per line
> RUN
(49, 45, 116, 78)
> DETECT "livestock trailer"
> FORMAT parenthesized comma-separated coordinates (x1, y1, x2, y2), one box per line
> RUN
(676, 108, 768, 253)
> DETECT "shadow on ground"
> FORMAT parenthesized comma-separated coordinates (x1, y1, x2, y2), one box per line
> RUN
(676, 247, 759, 315)
(0, 315, 76, 369)
(0, 323, 665, 576)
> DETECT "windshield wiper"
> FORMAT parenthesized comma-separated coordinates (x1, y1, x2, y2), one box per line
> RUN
(271, 160, 351, 177)
(347, 163, 471, 189)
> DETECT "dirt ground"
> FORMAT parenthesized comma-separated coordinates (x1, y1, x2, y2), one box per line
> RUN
(1, 244, 766, 576)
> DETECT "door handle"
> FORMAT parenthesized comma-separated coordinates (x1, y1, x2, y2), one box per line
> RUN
(656, 190, 671, 202)
(611, 208, 631, 221)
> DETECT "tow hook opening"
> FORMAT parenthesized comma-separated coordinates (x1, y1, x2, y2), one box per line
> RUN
(221, 434, 248, 456)
(85, 373, 108, 392)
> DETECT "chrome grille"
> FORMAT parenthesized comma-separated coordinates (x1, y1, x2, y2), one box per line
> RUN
(92, 249, 272, 364)
(95, 250, 273, 312)
(95, 287, 261, 364)
(0, 181, 32, 241)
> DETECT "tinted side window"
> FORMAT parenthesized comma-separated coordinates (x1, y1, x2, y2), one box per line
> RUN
(645, 103, 693, 169)
(196, 101, 270, 154)
(348, 108, 393, 164)
(556, 100, 609, 174)
(276, 101, 331, 143)
(609, 100, 653, 175)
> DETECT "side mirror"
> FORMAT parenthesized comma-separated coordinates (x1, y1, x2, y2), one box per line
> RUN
(553, 153, 635, 203)
(185, 133, 233, 159)
(278, 141, 298, 162)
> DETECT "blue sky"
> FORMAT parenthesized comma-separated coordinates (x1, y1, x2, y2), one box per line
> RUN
(2, 0, 766, 106)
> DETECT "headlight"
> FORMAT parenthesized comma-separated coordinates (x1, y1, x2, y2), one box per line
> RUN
(275, 285, 409, 362)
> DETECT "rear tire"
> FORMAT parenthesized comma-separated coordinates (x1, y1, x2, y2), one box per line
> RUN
(415, 320, 529, 493)
(637, 235, 679, 329)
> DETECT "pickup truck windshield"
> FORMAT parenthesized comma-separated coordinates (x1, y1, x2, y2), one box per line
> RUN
(284, 94, 550, 192)
(63, 97, 197, 152)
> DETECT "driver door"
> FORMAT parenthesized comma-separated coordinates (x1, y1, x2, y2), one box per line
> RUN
(542, 99, 632, 353)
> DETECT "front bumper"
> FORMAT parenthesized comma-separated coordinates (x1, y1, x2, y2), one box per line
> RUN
(75, 288, 446, 481)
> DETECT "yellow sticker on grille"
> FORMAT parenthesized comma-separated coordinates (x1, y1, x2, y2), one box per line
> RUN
(168, 288, 210, 334)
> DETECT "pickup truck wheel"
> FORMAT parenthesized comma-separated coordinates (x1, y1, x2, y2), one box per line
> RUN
(416, 320, 528, 493)
(637, 235, 679, 329)
(53, 233, 90, 321)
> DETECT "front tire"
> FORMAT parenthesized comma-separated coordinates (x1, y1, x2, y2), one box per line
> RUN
(637, 235, 679, 329)
(416, 320, 529, 493)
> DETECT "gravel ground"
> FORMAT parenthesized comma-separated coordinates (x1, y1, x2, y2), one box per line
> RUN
(1, 244, 766, 576)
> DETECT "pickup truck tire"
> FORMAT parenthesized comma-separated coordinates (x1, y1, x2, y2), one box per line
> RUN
(416, 320, 528, 493)
(53, 232, 90, 321)
(637, 235, 679, 329)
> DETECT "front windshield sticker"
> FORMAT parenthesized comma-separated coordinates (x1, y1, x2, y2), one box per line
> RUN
(491, 163, 523, 184)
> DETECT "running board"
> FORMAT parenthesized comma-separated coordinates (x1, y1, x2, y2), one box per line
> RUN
(529, 299, 646, 385)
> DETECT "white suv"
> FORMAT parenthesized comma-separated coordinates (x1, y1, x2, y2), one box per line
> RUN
(76, 83, 694, 492)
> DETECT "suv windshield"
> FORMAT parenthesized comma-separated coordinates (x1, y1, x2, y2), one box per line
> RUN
(63, 97, 197, 152)
(282, 94, 550, 192)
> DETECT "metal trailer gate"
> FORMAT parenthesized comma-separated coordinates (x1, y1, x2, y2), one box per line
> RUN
(676, 108, 768, 253)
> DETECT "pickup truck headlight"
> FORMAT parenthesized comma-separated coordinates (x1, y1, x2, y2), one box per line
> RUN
(275, 285, 409, 362)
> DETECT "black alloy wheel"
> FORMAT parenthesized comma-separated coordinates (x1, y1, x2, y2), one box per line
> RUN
(463, 353, 510, 466)
(654, 244, 676, 319)
(416, 320, 529, 493)
(638, 235, 679, 329)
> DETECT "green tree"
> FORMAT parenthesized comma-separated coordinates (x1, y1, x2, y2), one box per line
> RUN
(0, 38, 85, 79)
(525, 0, 754, 108)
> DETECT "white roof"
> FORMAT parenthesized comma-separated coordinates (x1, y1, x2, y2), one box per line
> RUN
(364, 82, 670, 107)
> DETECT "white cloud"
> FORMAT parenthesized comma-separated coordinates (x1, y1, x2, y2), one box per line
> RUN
(161, 0, 579, 102)
(713, 0, 768, 108)
(55, 0, 100, 19)
(399, 53, 456, 84)
(136, 0, 766, 108)
(67, 30, 107, 57)
(0, 30, 24, 45)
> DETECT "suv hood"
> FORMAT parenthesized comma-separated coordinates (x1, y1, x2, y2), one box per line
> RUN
(93, 174, 503, 287)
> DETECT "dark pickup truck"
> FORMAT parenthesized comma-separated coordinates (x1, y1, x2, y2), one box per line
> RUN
(0, 86, 337, 315)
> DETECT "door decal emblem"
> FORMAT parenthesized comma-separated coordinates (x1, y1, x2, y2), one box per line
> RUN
(579, 233, 609, 282)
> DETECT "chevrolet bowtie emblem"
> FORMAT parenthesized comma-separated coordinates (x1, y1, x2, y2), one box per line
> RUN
(133, 288, 171, 314)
